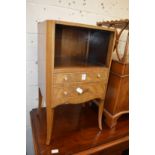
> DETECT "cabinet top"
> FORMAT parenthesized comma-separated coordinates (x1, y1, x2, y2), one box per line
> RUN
(38, 20, 116, 32)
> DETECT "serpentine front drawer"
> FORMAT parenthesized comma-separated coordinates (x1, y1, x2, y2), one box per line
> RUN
(52, 82, 106, 107)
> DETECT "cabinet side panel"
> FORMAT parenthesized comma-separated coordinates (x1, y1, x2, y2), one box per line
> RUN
(46, 21, 55, 107)
(38, 22, 47, 101)
(105, 73, 121, 114)
(115, 76, 129, 113)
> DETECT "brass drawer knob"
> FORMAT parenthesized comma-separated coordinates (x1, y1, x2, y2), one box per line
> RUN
(64, 91, 68, 96)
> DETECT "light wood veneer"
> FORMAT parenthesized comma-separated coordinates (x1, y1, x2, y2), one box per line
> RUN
(38, 20, 116, 145)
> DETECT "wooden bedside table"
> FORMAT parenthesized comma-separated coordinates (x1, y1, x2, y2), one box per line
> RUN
(37, 20, 116, 145)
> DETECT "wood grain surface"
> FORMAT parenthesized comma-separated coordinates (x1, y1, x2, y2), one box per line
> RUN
(31, 105, 129, 155)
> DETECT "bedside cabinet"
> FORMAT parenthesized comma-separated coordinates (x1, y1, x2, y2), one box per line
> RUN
(37, 20, 116, 145)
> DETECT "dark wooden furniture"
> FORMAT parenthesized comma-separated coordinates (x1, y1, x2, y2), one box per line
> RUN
(38, 20, 116, 145)
(31, 104, 129, 155)
(97, 19, 129, 128)
(104, 57, 129, 128)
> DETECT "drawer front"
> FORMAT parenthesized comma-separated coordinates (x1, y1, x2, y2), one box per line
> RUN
(53, 70, 108, 84)
(52, 83, 106, 107)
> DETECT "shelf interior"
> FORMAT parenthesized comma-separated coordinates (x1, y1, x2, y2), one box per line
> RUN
(55, 24, 111, 68)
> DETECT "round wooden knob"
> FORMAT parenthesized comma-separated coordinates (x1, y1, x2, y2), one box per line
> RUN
(64, 76, 68, 81)
(97, 73, 101, 78)
(64, 91, 68, 96)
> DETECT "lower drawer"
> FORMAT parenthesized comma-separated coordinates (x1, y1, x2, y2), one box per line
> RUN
(52, 83, 106, 107)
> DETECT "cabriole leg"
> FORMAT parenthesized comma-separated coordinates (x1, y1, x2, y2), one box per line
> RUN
(98, 100, 104, 130)
(46, 107, 54, 145)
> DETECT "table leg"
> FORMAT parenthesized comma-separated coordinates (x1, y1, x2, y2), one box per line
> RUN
(46, 107, 54, 145)
(98, 100, 104, 130)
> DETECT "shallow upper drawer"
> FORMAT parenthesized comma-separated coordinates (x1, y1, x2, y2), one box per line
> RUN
(53, 68, 109, 84)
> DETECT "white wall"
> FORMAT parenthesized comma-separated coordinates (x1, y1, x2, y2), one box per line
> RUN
(26, 0, 128, 154)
